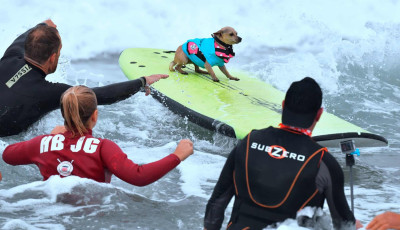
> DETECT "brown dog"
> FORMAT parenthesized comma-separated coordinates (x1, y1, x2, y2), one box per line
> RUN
(169, 26, 242, 82)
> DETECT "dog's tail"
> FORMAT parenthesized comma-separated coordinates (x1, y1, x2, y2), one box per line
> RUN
(169, 61, 176, 72)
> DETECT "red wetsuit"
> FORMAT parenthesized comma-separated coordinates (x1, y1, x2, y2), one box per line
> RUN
(2, 130, 181, 186)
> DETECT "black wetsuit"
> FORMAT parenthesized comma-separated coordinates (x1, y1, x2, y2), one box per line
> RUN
(204, 127, 355, 230)
(0, 24, 146, 137)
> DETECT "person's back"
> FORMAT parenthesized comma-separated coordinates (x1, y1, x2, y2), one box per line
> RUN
(231, 127, 327, 225)
(5, 130, 118, 183)
(3, 86, 193, 186)
(0, 22, 61, 135)
(204, 77, 356, 230)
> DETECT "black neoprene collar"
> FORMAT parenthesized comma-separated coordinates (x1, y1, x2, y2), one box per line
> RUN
(212, 34, 232, 48)
(212, 34, 235, 56)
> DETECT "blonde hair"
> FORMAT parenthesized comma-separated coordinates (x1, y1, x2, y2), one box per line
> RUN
(60, 86, 97, 137)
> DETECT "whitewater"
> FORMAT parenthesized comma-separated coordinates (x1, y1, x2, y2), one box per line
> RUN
(1, 0, 400, 229)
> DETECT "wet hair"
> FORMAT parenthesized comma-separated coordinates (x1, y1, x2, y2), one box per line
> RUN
(60, 86, 97, 137)
(25, 24, 61, 64)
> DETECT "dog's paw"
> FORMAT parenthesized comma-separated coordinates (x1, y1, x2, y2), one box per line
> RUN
(229, 77, 240, 81)
(212, 78, 220, 82)
(175, 68, 188, 75)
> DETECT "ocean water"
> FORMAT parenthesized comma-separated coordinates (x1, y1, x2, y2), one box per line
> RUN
(1, 0, 400, 229)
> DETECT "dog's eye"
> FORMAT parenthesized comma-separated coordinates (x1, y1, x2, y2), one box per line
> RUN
(229, 33, 234, 36)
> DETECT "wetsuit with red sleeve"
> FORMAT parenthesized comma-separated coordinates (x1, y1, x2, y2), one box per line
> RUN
(0, 23, 148, 137)
(2, 130, 181, 186)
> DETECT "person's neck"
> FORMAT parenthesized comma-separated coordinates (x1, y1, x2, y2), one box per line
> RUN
(308, 122, 317, 132)
(279, 123, 313, 136)
(25, 56, 49, 75)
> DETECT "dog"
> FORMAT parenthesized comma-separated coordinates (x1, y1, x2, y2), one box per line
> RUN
(169, 26, 242, 82)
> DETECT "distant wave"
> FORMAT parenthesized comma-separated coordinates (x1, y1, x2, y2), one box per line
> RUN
(1, 0, 400, 61)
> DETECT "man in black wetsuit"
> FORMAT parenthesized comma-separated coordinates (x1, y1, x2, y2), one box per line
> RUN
(204, 77, 359, 230)
(0, 19, 167, 137)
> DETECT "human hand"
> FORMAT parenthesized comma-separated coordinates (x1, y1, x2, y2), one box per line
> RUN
(144, 74, 169, 96)
(43, 19, 57, 28)
(144, 74, 169, 85)
(51, 125, 67, 134)
(356, 219, 363, 229)
(173, 139, 193, 161)
(366, 211, 400, 230)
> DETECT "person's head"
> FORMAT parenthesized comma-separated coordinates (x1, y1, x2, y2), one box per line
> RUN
(25, 24, 62, 74)
(60, 86, 98, 137)
(282, 77, 323, 129)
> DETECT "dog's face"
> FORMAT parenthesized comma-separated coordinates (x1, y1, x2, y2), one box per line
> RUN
(213, 26, 242, 45)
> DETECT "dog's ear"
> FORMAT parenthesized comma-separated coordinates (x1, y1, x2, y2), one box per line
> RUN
(212, 29, 223, 38)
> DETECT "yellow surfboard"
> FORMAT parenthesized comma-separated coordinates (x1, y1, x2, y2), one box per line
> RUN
(119, 48, 387, 148)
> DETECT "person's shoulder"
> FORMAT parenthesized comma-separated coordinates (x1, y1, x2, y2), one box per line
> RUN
(32, 134, 52, 141)
(320, 150, 342, 169)
(236, 127, 275, 145)
(84, 134, 106, 143)
(97, 136, 112, 142)
(97, 137, 127, 159)
(99, 138, 121, 149)
(1, 49, 23, 62)
(0, 56, 26, 78)
(249, 126, 276, 135)
(8, 134, 52, 149)
(321, 150, 336, 160)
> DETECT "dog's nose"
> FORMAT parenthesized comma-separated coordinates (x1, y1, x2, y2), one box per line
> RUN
(238, 36, 242, 43)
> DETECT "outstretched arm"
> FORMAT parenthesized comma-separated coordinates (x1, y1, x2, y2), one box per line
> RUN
(92, 74, 168, 105)
(3, 135, 44, 165)
(100, 138, 192, 186)
(317, 153, 356, 229)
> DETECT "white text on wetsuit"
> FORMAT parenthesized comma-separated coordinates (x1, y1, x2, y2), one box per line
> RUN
(250, 142, 305, 162)
(40, 135, 100, 154)
(6, 64, 32, 88)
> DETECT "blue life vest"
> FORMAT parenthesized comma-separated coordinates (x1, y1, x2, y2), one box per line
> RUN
(182, 37, 234, 68)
